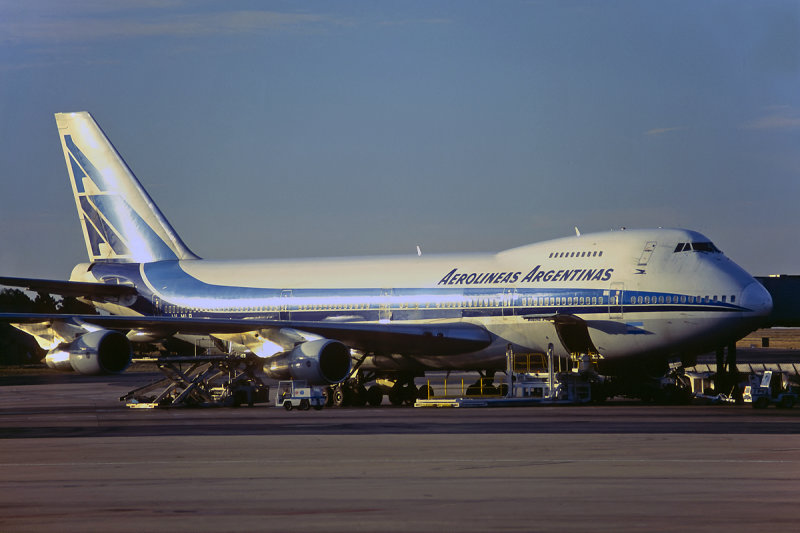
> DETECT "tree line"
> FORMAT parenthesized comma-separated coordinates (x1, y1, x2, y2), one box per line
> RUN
(0, 289, 96, 366)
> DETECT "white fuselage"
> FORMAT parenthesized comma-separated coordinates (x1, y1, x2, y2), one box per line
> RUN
(73, 228, 772, 372)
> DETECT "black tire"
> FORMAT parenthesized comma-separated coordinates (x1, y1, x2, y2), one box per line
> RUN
(366, 385, 383, 406)
(234, 390, 250, 408)
(417, 385, 434, 400)
(779, 396, 795, 409)
(332, 386, 346, 407)
(350, 386, 368, 407)
(465, 385, 481, 396)
(283, 401, 293, 411)
(312, 403, 323, 411)
(753, 396, 769, 409)
(388, 386, 404, 406)
(403, 384, 418, 405)
(299, 399, 310, 411)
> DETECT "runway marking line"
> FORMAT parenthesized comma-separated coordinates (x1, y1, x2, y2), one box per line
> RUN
(2, 457, 800, 467)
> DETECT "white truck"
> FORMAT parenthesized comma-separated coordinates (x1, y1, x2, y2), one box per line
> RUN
(744, 371, 798, 409)
(275, 381, 325, 411)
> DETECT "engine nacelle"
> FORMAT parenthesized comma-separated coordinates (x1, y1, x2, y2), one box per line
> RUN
(263, 339, 351, 385)
(45, 330, 133, 375)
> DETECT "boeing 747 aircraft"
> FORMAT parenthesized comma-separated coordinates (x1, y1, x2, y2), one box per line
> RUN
(0, 112, 773, 404)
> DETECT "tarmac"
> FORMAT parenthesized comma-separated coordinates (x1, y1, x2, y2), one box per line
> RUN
(1, 371, 800, 532)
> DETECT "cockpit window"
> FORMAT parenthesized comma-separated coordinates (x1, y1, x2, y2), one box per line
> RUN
(691, 242, 720, 253)
(673, 242, 721, 254)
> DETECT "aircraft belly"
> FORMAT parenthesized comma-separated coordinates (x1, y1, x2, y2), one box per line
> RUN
(479, 317, 572, 358)
(412, 317, 571, 370)
(586, 312, 750, 360)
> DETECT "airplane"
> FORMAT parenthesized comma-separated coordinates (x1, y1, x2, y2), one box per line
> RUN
(0, 111, 773, 405)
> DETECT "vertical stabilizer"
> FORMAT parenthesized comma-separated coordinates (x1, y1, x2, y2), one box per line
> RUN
(55, 112, 198, 263)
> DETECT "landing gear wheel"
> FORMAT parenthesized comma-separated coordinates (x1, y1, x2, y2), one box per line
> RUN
(366, 385, 383, 406)
(403, 385, 418, 406)
(332, 386, 346, 408)
(388, 386, 404, 406)
(417, 385, 434, 400)
(350, 385, 368, 407)
(322, 387, 333, 407)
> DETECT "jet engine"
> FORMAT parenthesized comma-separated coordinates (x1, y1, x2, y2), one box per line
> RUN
(45, 329, 133, 375)
(263, 339, 351, 385)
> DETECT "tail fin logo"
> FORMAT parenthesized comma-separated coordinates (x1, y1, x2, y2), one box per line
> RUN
(64, 135, 177, 262)
(56, 112, 198, 263)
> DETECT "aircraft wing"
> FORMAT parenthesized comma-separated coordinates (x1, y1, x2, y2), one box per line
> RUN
(0, 277, 137, 299)
(0, 313, 492, 356)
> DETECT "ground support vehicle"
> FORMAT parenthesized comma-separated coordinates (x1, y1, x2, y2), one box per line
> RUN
(275, 380, 325, 411)
(122, 354, 269, 408)
(744, 371, 798, 409)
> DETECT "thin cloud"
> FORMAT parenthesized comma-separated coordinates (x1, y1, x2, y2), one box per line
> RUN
(377, 18, 453, 27)
(1, 10, 345, 44)
(742, 106, 800, 130)
(645, 127, 685, 136)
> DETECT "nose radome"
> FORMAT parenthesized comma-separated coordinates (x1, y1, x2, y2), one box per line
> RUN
(741, 281, 773, 317)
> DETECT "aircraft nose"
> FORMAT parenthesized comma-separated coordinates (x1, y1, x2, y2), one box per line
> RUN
(740, 281, 772, 318)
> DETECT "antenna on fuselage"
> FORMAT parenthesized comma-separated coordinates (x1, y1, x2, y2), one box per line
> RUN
(416, 245, 423, 257)
(574, 226, 581, 237)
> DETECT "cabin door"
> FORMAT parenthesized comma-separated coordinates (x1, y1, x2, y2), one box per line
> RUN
(609, 282, 624, 319)
(502, 288, 516, 316)
(379, 288, 393, 321)
(280, 289, 292, 320)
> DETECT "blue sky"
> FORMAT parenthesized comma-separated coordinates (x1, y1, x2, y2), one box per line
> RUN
(1, 0, 798, 279)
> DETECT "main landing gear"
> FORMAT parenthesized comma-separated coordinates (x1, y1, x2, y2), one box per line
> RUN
(326, 374, 424, 407)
